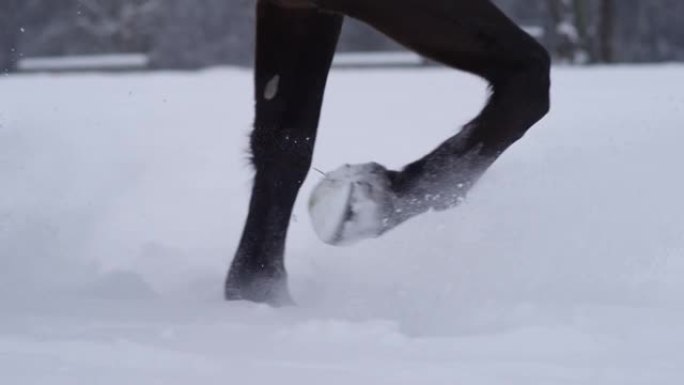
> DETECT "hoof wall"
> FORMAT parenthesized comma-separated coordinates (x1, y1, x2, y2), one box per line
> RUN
(309, 163, 395, 246)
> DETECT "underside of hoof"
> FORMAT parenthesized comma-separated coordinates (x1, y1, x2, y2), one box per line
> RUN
(309, 162, 397, 246)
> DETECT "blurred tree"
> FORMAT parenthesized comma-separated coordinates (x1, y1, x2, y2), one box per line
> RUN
(338, 18, 401, 52)
(543, 0, 620, 64)
(0, 0, 21, 73)
(148, 0, 253, 68)
(598, 0, 615, 62)
(74, 0, 161, 53)
(613, 0, 684, 62)
(545, 0, 589, 63)
(3, 0, 684, 69)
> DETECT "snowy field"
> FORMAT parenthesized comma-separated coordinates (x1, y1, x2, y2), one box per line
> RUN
(1, 65, 684, 384)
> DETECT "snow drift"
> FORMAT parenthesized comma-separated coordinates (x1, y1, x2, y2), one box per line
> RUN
(1, 66, 683, 384)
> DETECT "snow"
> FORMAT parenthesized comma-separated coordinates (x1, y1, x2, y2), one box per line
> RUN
(1, 65, 684, 384)
(17, 54, 149, 73)
(332, 51, 424, 68)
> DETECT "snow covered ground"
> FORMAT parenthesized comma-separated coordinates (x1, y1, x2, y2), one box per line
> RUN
(1, 65, 684, 384)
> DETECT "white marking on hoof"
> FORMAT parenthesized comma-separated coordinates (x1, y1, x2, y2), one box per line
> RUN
(264, 75, 280, 100)
(309, 163, 394, 246)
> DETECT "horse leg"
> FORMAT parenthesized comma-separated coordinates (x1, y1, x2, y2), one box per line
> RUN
(310, 0, 550, 244)
(225, 0, 343, 304)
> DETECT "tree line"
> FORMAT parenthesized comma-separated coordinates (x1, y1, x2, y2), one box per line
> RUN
(2, 0, 684, 73)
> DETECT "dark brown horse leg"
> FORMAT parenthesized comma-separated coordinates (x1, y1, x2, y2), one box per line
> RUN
(225, 0, 342, 304)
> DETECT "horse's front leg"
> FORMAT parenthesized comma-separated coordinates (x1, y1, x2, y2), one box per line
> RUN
(225, 0, 342, 305)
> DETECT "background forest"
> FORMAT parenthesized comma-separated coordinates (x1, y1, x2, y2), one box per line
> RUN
(2, 0, 684, 72)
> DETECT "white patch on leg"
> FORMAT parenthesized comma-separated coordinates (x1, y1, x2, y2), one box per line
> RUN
(309, 163, 393, 246)
(264, 75, 280, 100)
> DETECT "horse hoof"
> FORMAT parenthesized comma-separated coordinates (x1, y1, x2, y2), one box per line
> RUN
(309, 162, 395, 246)
(224, 272, 294, 306)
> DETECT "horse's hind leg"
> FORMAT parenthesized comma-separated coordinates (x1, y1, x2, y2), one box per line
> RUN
(311, 0, 550, 243)
(225, 0, 342, 304)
